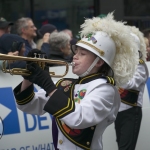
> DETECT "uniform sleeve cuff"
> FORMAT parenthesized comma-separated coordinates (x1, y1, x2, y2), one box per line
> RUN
(14, 82, 35, 105)
(44, 90, 75, 119)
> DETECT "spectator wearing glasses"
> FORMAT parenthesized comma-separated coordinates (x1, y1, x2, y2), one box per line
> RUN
(13, 17, 37, 56)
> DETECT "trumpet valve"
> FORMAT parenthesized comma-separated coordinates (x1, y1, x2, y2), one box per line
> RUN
(34, 53, 37, 58)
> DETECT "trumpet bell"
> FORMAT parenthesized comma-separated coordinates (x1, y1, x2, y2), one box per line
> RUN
(0, 53, 69, 78)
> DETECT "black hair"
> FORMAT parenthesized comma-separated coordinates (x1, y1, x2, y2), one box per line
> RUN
(98, 62, 113, 77)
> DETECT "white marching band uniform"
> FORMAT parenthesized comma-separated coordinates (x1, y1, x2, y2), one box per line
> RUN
(16, 77, 120, 150)
(13, 13, 139, 150)
(119, 61, 149, 111)
(114, 26, 149, 150)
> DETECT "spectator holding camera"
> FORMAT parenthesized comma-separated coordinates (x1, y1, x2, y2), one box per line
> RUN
(0, 34, 26, 69)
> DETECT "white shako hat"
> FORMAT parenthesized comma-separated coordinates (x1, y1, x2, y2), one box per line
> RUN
(128, 25, 147, 61)
(76, 31, 116, 67)
(76, 12, 139, 86)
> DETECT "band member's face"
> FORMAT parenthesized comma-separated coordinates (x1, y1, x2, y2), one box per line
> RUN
(72, 46, 97, 75)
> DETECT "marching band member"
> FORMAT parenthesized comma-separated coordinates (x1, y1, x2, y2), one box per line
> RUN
(13, 13, 138, 150)
(115, 26, 149, 150)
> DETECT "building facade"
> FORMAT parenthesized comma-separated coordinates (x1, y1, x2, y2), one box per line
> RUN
(0, 0, 150, 35)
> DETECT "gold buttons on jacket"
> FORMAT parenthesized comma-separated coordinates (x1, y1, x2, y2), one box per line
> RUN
(59, 140, 63, 144)
(86, 142, 90, 145)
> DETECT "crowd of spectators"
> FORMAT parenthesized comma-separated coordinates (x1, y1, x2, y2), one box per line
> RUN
(0, 16, 150, 72)
(0, 17, 77, 70)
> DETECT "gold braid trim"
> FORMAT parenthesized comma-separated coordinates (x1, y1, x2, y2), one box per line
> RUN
(77, 40, 105, 56)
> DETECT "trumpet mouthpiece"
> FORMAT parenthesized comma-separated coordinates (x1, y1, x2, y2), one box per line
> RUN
(71, 62, 75, 66)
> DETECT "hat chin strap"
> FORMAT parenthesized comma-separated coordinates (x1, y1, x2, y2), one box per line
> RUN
(79, 57, 100, 77)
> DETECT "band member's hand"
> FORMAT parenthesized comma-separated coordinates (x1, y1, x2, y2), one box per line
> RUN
(25, 62, 56, 96)
(26, 48, 48, 70)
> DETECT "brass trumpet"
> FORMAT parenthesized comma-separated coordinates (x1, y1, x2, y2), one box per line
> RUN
(0, 53, 69, 78)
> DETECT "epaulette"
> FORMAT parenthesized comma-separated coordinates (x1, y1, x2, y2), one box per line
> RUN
(101, 76, 115, 86)
(139, 59, 144, 64)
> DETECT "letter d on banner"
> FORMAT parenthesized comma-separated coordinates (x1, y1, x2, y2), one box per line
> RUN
(24, 113, 37, 132)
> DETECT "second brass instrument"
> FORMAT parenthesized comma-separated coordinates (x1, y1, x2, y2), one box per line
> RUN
(0, 53, 69, 78)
